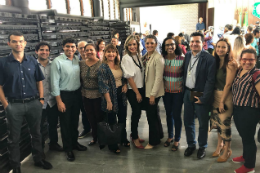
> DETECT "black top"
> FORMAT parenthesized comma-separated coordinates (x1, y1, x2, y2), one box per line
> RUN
(0, 53, 44, 99)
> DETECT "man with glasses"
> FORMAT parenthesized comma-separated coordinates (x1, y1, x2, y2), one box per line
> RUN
(51, 38, 87, 162)
(0, 31, 52, 173)
(183, 32, 216, 159)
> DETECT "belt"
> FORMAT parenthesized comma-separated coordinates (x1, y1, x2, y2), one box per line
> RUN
(8, 96, 39, 103)
(60, 89, 80, 94)
(185, 87, 195, 91)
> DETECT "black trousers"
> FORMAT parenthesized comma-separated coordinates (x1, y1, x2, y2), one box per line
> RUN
(126, 88, 145, 140)
(144, 96, 162, 146)
(233, 106, 260, 168)
(5, 99, 43, 168)
(83, 97, 103, 142)
(80, 97, 91, 132)
(41, 104, 59, 148)
(59, 89, 81, 151)
(106, 86, 127, 150)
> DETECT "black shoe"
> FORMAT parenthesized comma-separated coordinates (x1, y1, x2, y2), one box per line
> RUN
(88, 141, 96, 146)
(184, 147, 196, 156)
(66, 151, 75, 161)
(49, 143, 63, 152)
(34, 160, 53, 169)
(78, 130, 90, 139)
(12, 167, 21, 173)
(73, 143, 87, 151)
(197, 147, 206, 159)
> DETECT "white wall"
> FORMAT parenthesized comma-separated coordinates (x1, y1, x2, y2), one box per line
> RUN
(140, 4, 198, 42)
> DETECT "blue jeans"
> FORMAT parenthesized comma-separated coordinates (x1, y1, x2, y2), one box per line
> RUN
(163, 92, 183, 141)
(183, 89, 210, 148)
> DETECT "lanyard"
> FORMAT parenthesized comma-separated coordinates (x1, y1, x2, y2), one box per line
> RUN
(130, 54, 142, 72)
(188, 57, 199, 74)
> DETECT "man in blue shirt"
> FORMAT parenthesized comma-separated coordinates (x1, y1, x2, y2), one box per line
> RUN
(35, 42, 63, 152)
(196, 17, 205, 32)
(0, 32, 52, 173)
(51, 38, 87, 162)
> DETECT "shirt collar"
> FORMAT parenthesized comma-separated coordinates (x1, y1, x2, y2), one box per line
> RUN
(37, 59, 51, 67)
(8, 53, 28, 62)
(62, 53, 78, 60)
(237, 67, 256, 76)
(191, 51, 202, 58)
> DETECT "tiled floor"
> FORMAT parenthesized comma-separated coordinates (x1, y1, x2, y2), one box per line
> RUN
(18, 100, 260, 173)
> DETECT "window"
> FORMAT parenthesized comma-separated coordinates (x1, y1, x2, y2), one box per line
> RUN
(28, 0, 48, 10)
(0, 0, 6, 5)
(115, 0, 119, 19)
(69, 0, 81, 15)
(109, 0, 114, 20)
(51, 0, 67, 14)
(103, 0, 109, 19)
(83, 0, 92, 17)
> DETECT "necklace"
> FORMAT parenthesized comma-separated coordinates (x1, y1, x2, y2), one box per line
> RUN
(130, 54, 142, 72)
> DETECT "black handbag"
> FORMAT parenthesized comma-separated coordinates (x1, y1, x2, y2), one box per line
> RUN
(97, 112, 123, 145)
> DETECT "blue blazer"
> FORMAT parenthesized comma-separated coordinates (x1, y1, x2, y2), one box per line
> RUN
(183, 50, 216, 104)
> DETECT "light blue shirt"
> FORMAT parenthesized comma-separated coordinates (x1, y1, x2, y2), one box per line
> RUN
(185, 51, 201, 89)
(251, 38, 259, 55)
(51, 54, 81, 96)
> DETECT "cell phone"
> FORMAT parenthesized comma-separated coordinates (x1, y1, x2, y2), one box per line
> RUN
(216, 104, 228, 113)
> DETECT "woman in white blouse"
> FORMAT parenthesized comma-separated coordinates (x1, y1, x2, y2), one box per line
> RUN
(121, 35, 145, 149)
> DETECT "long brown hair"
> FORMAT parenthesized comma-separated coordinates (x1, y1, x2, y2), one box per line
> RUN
(102, 44, 120, 67)
(214, 38, 233, 73)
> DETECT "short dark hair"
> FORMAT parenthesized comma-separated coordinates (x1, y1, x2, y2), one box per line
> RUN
(240, 48, 257, 60)
(161, 37, 182, 57)
(62, 38, 77, 47)
(153, 30, 158, 35)
(225, 24, 233, 31)
(8, 31, 24, 42)
(244, 33, 254, 45)
(178, 33, 184, 37)
(253, 29, 259, 36)
(112, 30, 119, 36)
(167, 32, 174, 38)
(190, 32, 204, 42)
(84, 43, 97, 51)
(35, 41, 51, 52)
(144, 34, 158, 44)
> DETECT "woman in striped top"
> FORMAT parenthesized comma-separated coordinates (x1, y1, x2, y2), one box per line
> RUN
(232, 49, 260, 173)
(162, 37, 184, 151)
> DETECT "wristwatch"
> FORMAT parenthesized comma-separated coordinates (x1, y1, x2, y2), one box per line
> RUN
(39, 98, 45, 101)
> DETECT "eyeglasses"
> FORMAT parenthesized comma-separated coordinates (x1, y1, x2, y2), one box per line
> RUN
(241, 58, 256, 63)
(165, 43, 175, 47)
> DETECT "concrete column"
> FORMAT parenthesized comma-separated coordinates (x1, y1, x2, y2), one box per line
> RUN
(12, 0, 30, 14)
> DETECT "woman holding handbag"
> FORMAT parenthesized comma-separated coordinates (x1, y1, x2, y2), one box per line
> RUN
(142, 35, 165, 149)
(121, 35, 145, 149)
(98, 44, 129, 154)
(210, 38, 237, 162)
(232, 49, 260, 173)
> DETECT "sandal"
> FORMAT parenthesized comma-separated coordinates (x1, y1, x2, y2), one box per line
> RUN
(171, 143, 180, 151)
(110, 147, 121, 154)
(122, 140, 130, 148)
(164, 139, 173, 147)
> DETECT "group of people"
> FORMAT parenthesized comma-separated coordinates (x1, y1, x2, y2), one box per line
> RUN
(0, 27, 260, 173)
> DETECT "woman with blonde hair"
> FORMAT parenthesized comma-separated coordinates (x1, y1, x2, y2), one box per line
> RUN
(233, 36, 245, 64)
(98, 44, 129, 153)
(121, 35, 145, 149)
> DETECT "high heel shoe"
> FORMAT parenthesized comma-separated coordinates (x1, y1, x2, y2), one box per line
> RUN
(212, 146, 224, 157)
(144, 143, 154, 149)
(121, 139, 130, 148)
(217, 149, 232, 163)
(130, 133, 145, 143)
(132, 139, 144, 149)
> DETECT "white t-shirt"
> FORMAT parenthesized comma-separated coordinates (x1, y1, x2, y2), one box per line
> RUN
(121, 54, 144, 89)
